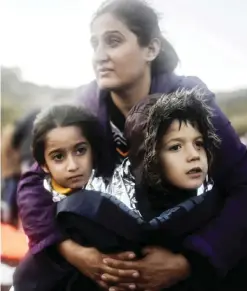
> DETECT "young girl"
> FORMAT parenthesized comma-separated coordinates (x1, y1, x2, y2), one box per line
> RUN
(31, 104, 112, 195)
(13, 104, 142, 291)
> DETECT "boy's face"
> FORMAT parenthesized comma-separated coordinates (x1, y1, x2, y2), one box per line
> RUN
(159, 120, 208, 190)
(42, 126, 93, 189)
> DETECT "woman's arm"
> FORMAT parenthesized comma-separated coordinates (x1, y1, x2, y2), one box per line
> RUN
(58, 239, 110, 288)
(17, 162, 65, 254)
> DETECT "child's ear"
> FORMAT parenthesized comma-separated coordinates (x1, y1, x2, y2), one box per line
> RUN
(41, 164, 50, 174)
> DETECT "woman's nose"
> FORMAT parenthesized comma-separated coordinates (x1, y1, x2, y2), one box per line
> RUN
(93, 43, 109, 63)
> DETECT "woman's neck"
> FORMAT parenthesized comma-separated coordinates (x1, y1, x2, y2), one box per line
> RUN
(110, 71, 151, 117)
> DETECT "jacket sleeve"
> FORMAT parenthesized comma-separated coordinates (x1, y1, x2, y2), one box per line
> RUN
(180, 76, 247, 276)
(17, 163, 65, 254)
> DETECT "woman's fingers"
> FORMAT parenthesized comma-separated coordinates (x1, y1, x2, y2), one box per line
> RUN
(96, 279, 109, 289)
(114, 252, 136, 260)
(101, 274, 135, 289)
(101, 273, 122, 283)
(109, 283, 136, 291)
(117, 283, 137, 290)
(102, 265, 139, 278)
(103, 258, 138, 270)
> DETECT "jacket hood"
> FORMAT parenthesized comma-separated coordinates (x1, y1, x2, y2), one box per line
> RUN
(124, 94, 161, 182)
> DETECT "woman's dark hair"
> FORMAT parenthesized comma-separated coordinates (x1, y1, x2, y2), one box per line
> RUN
(32, 104, 112, 177)
(91, 0, 179, 75)
(144, 88, 221, 193)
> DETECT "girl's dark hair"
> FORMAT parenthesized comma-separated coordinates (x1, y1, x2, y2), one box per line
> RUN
(144, 88, 221, 194)
(91, 0, 179, 75)
(32, 104, 112, 177)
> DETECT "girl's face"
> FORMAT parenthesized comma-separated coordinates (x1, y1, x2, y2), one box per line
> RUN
(91, 13, 152, 90)
(42, 125, 93, 189)
(159, 120, 208, 190)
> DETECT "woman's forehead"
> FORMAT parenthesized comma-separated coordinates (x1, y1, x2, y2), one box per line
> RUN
(91, 13, 130, 37)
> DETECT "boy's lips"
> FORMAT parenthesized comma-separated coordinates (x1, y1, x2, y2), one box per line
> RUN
(186, 167, 202, 175)
(186, 167, 204, 179)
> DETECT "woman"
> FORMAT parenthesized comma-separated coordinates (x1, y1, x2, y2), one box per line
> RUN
(17, 0, 247, 290)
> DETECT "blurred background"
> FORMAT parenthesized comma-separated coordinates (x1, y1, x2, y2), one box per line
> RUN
(1, 0, 247, 289)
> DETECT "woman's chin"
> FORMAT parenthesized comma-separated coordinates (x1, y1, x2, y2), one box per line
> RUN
(97, 78, 123, 91)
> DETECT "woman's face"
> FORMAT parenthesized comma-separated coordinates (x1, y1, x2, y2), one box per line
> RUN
(91, 13, 151, 90)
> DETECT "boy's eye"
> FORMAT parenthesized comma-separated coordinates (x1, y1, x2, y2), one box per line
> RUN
(195, 140, 204, 148)
(168, 144, 181, 151)
(76, 147, 87, 155)
(52, 153, 64, 161)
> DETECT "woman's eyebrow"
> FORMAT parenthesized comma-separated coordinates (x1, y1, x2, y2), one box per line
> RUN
(91, 30, 124, 41)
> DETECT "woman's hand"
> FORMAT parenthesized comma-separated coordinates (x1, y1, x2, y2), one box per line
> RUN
(58, 239, 139, 290)
(102, 246, 191, 291)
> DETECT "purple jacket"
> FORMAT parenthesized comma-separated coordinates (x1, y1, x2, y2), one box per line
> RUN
(17, 72, 247, 277)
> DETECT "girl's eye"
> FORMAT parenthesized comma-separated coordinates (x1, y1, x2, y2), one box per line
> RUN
(53, 153, 64, 161)
(76, 147, 86, 155)
(168, 144, 181, 151)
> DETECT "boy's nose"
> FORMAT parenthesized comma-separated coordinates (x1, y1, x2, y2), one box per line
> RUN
(186, 145, 200, 162)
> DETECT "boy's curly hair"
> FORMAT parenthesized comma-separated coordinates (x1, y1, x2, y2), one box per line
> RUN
(144, 87, 220, 193)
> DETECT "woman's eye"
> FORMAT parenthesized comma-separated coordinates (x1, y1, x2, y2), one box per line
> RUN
(169, 144, 181, 151)
(106, 36, 121, 47)
(76, 147, 86, 155)
(53, 153, 64, 161)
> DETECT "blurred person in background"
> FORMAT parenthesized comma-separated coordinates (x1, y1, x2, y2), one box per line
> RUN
(1, 124, 21, 225)
(1, 109, 40, 291)
(11, 108, 40, 173)
(1, 108, 40, 225)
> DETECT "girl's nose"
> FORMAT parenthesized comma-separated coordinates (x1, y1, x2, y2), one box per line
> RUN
(67, 156, 79, 172)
